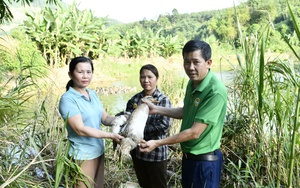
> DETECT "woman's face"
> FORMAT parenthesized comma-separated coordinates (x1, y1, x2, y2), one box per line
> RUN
(139, 69, 157, 95)
(69, 62, 93, 89)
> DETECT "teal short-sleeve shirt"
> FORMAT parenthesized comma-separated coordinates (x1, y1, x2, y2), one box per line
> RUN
(180, 70, 227, 155)
(59, 87, 104, 160)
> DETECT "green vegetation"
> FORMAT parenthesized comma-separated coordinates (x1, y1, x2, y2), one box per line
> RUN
(1, 0, 299, 69)
(0, 0, 299, 187)
(222, 2, 299, 187)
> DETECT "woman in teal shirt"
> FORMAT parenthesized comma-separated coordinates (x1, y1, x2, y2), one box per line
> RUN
(59, 56, 124, 188)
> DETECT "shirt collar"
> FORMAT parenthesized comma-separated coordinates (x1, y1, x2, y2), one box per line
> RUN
(189, 69, 213, 93)
(139, 87, 160, 98)
(69, 87, 90, 98)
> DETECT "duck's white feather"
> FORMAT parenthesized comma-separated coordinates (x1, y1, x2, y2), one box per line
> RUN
(118, 96, 156, 158)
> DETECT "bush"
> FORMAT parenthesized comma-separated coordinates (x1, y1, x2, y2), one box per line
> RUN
(0, 29, 48, 77)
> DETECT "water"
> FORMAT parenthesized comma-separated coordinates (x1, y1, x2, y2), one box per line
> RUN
(215, 71, 235, 85)
(99, 71, 234, 114)
(99, 90, 137, 115)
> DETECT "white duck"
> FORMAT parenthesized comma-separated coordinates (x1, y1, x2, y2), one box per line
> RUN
(111, 96, 158, 158)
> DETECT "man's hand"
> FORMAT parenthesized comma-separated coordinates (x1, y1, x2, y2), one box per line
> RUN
(139, 140, 159, 153)
(141, 98, 157, 114)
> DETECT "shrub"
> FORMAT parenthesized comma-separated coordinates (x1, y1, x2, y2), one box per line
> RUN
(0, 29, 48, 77)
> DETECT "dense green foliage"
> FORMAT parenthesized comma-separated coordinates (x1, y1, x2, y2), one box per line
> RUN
(0, 29, 48, 76)
(2, 0, 299, 69)
(128, 0, 300, 50)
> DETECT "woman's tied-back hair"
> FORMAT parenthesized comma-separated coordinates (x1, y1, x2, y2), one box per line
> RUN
(66, 56, 94, 91)
(140, 64, 159, 79)
(182, 40, 212, 62)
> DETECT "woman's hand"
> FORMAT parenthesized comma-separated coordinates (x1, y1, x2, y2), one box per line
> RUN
(110, 133, 123, 143)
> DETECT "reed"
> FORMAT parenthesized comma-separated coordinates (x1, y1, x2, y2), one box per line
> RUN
(222, 1, 299, 187)
(281, 2, 300, 186)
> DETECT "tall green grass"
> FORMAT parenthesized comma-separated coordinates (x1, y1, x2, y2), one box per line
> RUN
(0, 50, 54, 187)
(222, 1, 299, 187)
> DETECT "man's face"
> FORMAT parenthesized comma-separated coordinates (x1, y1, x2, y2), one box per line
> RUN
(183, 49, 212, 87)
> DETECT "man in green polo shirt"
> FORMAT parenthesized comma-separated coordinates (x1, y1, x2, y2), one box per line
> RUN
(139, 39, 227, 188)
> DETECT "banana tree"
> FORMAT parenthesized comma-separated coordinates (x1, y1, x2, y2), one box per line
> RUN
(146, 28, 162, 58)
(23, 1, 110, 66)
(160, 34, 181, 58)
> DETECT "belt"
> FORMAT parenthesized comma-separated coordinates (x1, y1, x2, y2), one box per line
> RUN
(183, 149, 219, 161)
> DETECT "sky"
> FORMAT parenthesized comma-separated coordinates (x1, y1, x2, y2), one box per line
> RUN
(62, 0, 243, 23)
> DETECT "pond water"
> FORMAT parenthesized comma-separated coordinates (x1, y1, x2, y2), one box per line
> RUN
(215, 71, 235, 85)
(98, 71, 235, 115)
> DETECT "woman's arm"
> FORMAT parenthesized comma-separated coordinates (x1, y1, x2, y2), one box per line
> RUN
(68, 113, 123, 142)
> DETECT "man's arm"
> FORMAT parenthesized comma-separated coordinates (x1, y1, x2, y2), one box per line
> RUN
(142, 98, 184, 119)
(139, 122, 207, 153)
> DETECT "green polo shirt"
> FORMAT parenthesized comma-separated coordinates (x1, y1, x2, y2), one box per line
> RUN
(180, 70, 227, 155)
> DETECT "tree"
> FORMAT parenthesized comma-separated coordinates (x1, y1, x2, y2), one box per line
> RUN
(23, 1, 110, 66)
(0, 0, 58, 24)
